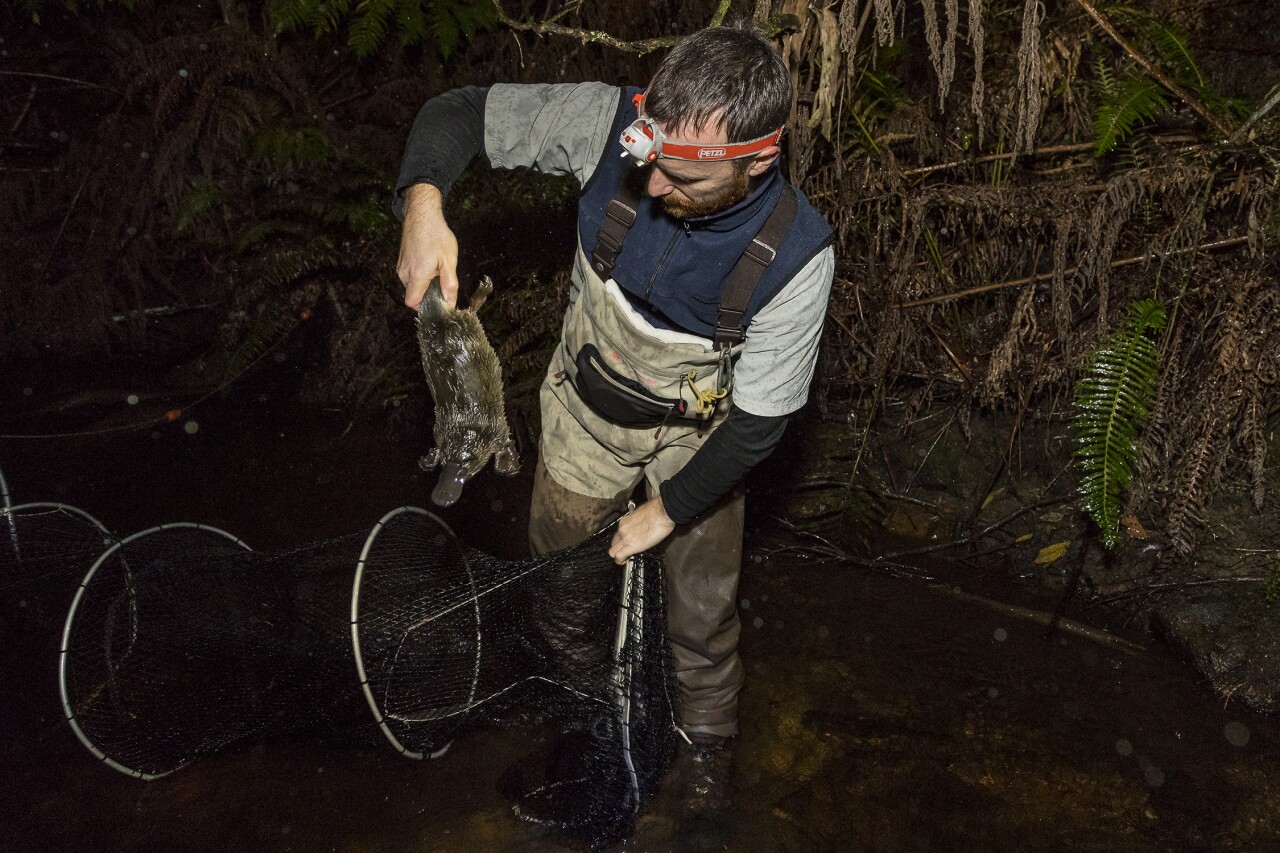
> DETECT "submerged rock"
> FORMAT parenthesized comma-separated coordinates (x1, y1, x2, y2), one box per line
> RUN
(1151, 590, 1280, 714)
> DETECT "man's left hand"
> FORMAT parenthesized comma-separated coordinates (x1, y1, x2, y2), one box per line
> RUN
(609, 497, 676, 565)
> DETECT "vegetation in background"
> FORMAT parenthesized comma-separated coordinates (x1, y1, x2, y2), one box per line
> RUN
(2, 0, 1278, 569)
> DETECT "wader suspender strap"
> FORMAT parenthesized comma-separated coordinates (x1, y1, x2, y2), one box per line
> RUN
(712, 184, 796, 351)
(588, 180, 799, 349)
(590, 180, 641, 278)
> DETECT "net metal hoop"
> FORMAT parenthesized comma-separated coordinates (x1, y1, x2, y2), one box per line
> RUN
(57, 522, 252, 780)
(351, 506, 479, 760)
(613, 554, 642, 814)
(0, 465, 14, 559)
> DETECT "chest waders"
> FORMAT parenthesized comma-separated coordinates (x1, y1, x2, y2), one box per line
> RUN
(531, 177, 800, 740)
(537, 179, 799, 501)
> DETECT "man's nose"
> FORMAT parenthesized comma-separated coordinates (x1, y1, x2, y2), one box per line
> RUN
(646, 168, 673, 197)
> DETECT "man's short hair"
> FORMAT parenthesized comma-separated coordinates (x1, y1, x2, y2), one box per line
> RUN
(644, 23, 791, 145)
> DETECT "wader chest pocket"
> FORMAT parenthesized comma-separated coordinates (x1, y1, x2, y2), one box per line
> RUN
(572, 343, 686, 428)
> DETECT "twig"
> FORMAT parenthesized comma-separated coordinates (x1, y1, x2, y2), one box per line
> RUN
(1230, 81, 1280, 144)
(895, 235, 1251, 309)
(8, 83, 37, 139)
(900, 136, 1198, 178)
(1071, 0, 1234, 140)
(1087, 575, 1265, 608)
(0, 70, 121, 95)
(877, 494, 1074, 562)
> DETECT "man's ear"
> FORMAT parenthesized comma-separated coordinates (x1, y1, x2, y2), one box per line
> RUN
(746, 145, 781, 177)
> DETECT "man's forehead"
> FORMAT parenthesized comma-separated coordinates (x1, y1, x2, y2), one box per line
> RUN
(641, 93, 728, 143)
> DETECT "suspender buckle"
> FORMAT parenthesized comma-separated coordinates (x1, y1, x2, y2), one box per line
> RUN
(743, 237, 777, 267)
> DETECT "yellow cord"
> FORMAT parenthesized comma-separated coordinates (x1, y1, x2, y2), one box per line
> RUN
(685, 370, 728, 417)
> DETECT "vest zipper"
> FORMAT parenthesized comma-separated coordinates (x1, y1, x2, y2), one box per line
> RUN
(643, 229, 683, 300)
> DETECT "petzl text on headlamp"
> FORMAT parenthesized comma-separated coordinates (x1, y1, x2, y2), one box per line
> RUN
(619, 95, 784, 166)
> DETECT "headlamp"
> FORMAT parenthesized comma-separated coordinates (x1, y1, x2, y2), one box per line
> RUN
(619, 94, 784, 166)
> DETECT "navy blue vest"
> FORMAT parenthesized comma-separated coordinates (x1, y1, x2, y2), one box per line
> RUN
(578, 87, 834, 338)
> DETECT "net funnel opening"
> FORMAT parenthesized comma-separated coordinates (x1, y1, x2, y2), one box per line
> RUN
(352, 508, 678, 845)
(59, 523, 255, 779)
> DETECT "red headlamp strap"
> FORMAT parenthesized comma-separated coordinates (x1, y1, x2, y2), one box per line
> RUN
(626, 92, 784, 163)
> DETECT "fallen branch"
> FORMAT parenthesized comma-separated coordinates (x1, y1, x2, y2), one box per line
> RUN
(0, 70, 121, 95)
(1071, 0, 1234, 140)
(492, 0, 731, 55)
(930, 585, 1146, 655)
(877, 495, 1074, 562)
(767, 516, 1145, 655)
(901, 136, 1198, 178)
(1087, 575, 1265, 608)
(895, 235, 1251, 309)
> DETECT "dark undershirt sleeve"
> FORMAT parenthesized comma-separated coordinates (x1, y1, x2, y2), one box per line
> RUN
(659, 407, 789, 525)
(393, 86, 489, 220)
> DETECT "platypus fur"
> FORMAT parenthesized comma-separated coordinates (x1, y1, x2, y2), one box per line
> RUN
(415, 275, 519, 507)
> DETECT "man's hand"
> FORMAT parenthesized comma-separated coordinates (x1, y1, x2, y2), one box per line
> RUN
(397, 183, 460, 309)
(608, 497, 677, 565)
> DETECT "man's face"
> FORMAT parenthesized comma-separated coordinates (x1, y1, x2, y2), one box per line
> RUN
(643, 115, 760, 218)
(647, 156, 750, 219)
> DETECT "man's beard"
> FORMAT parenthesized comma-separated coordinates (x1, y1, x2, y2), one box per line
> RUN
(659, 167, 751, 219)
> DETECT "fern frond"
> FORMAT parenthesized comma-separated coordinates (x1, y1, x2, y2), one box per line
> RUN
(1104, 6, 1205, 92)
(1071, 299, 1167, 549)
(1093, 70, 1169, 156)
(430, 2, 462, 59)
(395, 0, 427, 47)
(1145, 20, 1204, 92)
(349, 0, 396, 56)
(251, 123, 332, 169)
(224, 307, 299, 385)
(174, 183, 224, 236)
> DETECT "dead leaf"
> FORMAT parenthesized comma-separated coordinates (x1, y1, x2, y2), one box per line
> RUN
(1121, 515, 1149, 539)
(1034, 541, 1070, 564)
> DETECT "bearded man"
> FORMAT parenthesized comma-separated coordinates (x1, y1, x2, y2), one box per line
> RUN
(395, 22, 835, 812)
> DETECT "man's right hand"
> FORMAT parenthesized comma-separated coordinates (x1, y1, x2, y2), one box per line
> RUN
(397, 183, 461, 309)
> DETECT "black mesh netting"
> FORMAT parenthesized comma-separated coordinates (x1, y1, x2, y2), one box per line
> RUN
(0, 502, 116, 632)
(50, 506, 676, 847)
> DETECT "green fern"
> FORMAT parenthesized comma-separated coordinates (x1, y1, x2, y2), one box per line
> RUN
(430, 0, 496, 59)
(1071, 299, 1167, 549)
(251, 123, 332, 170)
(1105, 7, 1203, 90)
(224, 306, 300, 387)
(271, 0, 494, 58)
(1093, 65, 1169, 156)
(173, 183, 225, 236)
(348, 0, 396, 56)
(1100, 7, 1243, 134)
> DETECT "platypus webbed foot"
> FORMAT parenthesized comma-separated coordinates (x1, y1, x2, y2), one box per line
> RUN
(494, 441, 520, 476)
(418, 448, 443, 472)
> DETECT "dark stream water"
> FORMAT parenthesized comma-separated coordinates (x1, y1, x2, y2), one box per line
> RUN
(2, 369, 1279, 852)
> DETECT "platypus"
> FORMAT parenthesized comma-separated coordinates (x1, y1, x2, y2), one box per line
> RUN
(415, 275, 519, 507)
